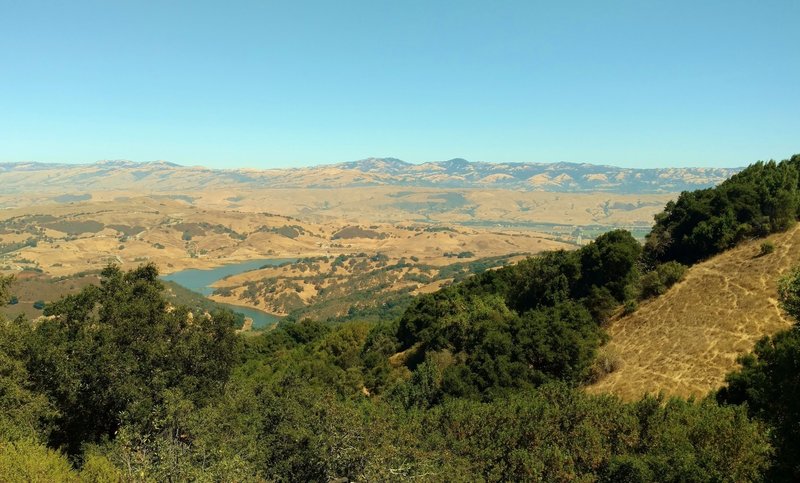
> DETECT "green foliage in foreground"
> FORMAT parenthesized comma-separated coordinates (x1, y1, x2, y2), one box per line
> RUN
(0, 439, 78, 482)
(130, 375, 766, 482)
(718, 266, 800, 481)
(0, 264, 776, 481)
(3, 264, 242, 457)
(395, 230, 641, 398)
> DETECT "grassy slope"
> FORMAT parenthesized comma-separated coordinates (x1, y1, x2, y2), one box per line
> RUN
(588, 224, 800, 400)
(0, 271, 101, 320)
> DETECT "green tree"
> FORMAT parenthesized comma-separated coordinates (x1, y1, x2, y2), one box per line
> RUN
(645, 155, 800, 265)
(0, 275, 13, 306)
(579, 229, 642, 302)
(0, 282, 55, 443)
(0, 319, 56, 442)
(717, 265, 800, 480)
(23, 264, 242, 455)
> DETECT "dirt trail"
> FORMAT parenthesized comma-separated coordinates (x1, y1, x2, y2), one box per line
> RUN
(587, 225, 800, 400)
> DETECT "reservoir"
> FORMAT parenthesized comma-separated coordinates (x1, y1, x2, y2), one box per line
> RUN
(162, 258, 295, 329)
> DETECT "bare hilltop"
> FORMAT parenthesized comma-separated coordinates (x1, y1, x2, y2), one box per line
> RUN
(0, 157, 739, 198)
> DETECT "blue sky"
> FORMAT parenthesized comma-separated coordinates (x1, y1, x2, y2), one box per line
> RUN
(0, 0, 797, 169)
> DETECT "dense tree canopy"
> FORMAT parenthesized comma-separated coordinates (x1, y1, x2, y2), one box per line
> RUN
(394, 230, 641, 399)
(645, 154, 800, 265)
(4, 264, 242, 457)
(0, 262, 775, 480)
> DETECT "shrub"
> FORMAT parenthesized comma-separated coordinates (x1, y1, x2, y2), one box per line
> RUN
(639, 271, 665, 299)
(588, 346, 620, 382)
(0, 439, 77, 481)
(640, 261, 687, 299)
(658, 261, 687, 286)
(759, 241, 775, 256)
(78, 452, 124, 482)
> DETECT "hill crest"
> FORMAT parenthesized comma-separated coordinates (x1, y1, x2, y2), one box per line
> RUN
(0, 157, 740, 194)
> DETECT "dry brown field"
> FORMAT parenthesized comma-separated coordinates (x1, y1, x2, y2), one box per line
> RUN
(0, 196, 576, 278)
(1, 186, 672, 227)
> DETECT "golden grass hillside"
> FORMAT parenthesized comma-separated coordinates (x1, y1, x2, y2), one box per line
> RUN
(0, 186, 672, 229)
(588, 225, 800, 400)
(0, 198, 572, 277)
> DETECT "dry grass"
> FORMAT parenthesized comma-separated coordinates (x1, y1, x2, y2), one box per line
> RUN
(1, 186, 672, 228)
(1, 198, 574, 320)
(0, 198, 575, 278)
(587, 225, 800, 400)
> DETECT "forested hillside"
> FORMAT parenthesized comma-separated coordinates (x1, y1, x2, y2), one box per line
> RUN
(0, 265, 772, 481)
(646, 154, 800, 265)
(1, 155, 800, 481)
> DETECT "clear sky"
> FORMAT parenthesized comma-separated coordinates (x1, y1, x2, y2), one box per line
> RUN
(1, 0, 797, 169)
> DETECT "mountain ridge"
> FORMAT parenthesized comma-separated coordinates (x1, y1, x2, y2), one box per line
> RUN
(0, 157, 741, 194)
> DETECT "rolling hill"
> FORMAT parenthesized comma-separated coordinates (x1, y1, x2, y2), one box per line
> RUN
(0, 158, 739, 195)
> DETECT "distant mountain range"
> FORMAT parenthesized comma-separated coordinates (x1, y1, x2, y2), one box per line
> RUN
(0, 158, 741, 194)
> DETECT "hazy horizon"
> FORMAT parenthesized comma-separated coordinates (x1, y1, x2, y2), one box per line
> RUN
(1, 155, 756, 171)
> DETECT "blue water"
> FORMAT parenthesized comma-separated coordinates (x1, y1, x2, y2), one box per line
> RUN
(214, 302, 281, 329)
(162, 258, 295, 329)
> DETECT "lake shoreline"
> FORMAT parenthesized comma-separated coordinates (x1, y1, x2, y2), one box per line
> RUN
(209, 295, 288, 318)
(161, 258, 296, 329)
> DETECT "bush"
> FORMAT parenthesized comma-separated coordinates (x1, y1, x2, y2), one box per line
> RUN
(759, 241, 775, 256)
(588, 346, 620, 382)
(639, 272, 665, 299)
(778, 267, 800, 319)
(78, 452, 124, 482)
(0, 439, 78, 481)
(658, 261, 687, 287)
(640, 262, 687, 299)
